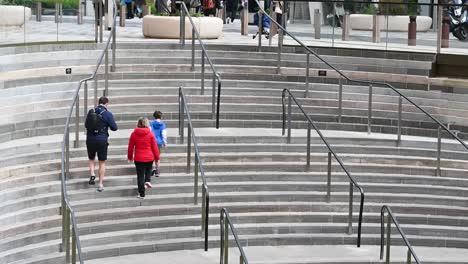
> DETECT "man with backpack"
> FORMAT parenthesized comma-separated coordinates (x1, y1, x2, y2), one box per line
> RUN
(85, 96, 118, 192)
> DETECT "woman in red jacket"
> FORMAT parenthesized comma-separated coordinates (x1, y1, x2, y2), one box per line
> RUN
(128, 117, 160, 199)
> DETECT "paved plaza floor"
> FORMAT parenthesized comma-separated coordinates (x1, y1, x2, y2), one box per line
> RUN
(0, 15, 467, 55)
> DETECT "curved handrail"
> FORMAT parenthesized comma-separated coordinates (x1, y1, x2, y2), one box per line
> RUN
(179, 2, 223, 129)
(60, 1, 118, 262)
(282, 88, 365, 247)
(253, 0, 468, 151)
(220, 208, 249, 264)
(179, 87, 211, 251)
(380, 206, 421, 264)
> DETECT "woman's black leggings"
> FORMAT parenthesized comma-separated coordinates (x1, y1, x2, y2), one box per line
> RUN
(135, 161, 153, 197)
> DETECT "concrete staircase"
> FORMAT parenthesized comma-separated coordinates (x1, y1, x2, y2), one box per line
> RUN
(0, 42, 467, 264)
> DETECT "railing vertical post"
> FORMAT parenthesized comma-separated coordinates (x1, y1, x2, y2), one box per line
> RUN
(104, 46, 109, 96)
(187, 124, 192, 174)
(212, 75, 216, 119)
(240, 255, 244, 264)
(111, 26, 116, 72)
(99, 0, 103, 43)
(180, 97, 185, 144)
(304, 53, 310, 98)
(368, 84, 373, 134)
(327, 151, 331, 202)
(95, 0, 98, 42)
(287, 95, 292, 144)
(194, 154, 199, 205)
(74, 95, 80, 148)
(258, 11, 263, 51)
(224, 218, 229, 264)
(347, 183, 353, 235)
(204, 190, 209, 251)
(338, 77, 342, 122)
(66, 133, 70, 178)
(380, 209, 385, 260)
(202, 188, 206, 234)
(191, 27, 195, 71)
(306, 122, 311, 169)
(407, 249, 412, 264)
(220, 213, 225, 264)
(201, 51, 205, 95)
(397, 96, 402, 146)
(61, 194, 66, 252)
(84, 81, 88, 134)
(72, 226, 77, 263)
(94, 77, 98, 107)
(65, 210, 71, 262)
(386, 214, 391, 264)
(276, 28, 282, 74)
(436, 126, 442, 176)
(36, 2, 42, 22)
(180, 6, 185, 47)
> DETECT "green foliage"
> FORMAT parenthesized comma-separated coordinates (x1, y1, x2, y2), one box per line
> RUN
(0, 0, 78, 9)
(361, 4, 377, 15)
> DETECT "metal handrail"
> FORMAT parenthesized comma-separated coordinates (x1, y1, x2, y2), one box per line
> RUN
(179, 87, 210, 251)
(380, 206, 421, 264)
(179, 2, 223, 129)
(282, 88, 365, 247)
(60, 0, 117, 262)
(220, 208, 249, 264)
(254, 0, 468, 176)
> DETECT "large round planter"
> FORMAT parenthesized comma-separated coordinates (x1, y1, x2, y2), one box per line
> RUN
(350, 14, 432, 32)
(0, 5, 32, 26)
(142, 15, 223, 39)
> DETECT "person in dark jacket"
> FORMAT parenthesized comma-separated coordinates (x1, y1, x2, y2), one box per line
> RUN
(128, 117, 160, 199)
(86, 96, 118, 192)
(225, 0, 238, 22)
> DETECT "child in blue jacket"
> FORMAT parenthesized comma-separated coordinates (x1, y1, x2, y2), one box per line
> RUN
(150, 110, 167, 176)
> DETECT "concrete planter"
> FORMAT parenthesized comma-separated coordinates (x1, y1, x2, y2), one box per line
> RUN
(350, 14, 432, 32)
(142, 15, 223, 39)
(0, 5, 32, 26)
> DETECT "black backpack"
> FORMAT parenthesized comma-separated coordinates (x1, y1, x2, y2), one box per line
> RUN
(85, 108, 106, 134)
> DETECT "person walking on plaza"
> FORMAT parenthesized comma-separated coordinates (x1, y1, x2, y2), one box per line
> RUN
(128, 117, 160, 199)
(225, 0, 237, 22)
(150, 110, 167, 177)
(85, 96, 118, 192)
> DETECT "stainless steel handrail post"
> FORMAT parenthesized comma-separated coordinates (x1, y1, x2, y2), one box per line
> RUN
(338, 78, 342, 122)
(94, 77, 98, 107)
(83, 81, 88, 134)
(72, 226, 77, 263)
(65, 209, 70, 262)
(111, 27, 116, 72)
(327, 151, 331, 202)
(180, 95, 185, 144)
(368, 84, 373, 134)
(99, 0, 103, 43)
(202, 187, 206, 234)
(191, 27, 195, 71)
(306, 122, 311, 169)
(212, 75, 216, 119)
(220, 214, 225, 264)
(61, 194, 66, 252)
(94, 1, 98, 42)
(66, 133, 70, 177)
(276, 28, 282, 74)
(407, 249, 412, 264)
(304, 53, 310, 98)
(397, 96, 402, 146)
(201, 51, 205, 95)
(240, 255, 244, 264)
(180, 6, 185, 47)
(187, 124, 192, 173)
(436, 126, 442, 176)
(258, 11, 263, 51)
(194, 154, 199, 205)
(204, 189, 209, 251)
(74, 95, 80, 148)
(287, 95, 292, 144)
(104, 46, 109, 96)
(224, 218, 229, 264)
(347, 183, 353, 235)
(385, 213, 391, 264)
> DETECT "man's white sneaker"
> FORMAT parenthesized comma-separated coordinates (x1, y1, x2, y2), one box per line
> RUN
(145, 182, 153, 189)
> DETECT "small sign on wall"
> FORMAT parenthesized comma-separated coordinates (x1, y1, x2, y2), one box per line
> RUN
(318, 70, 327, 76)
(66, 68, 72, 74)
